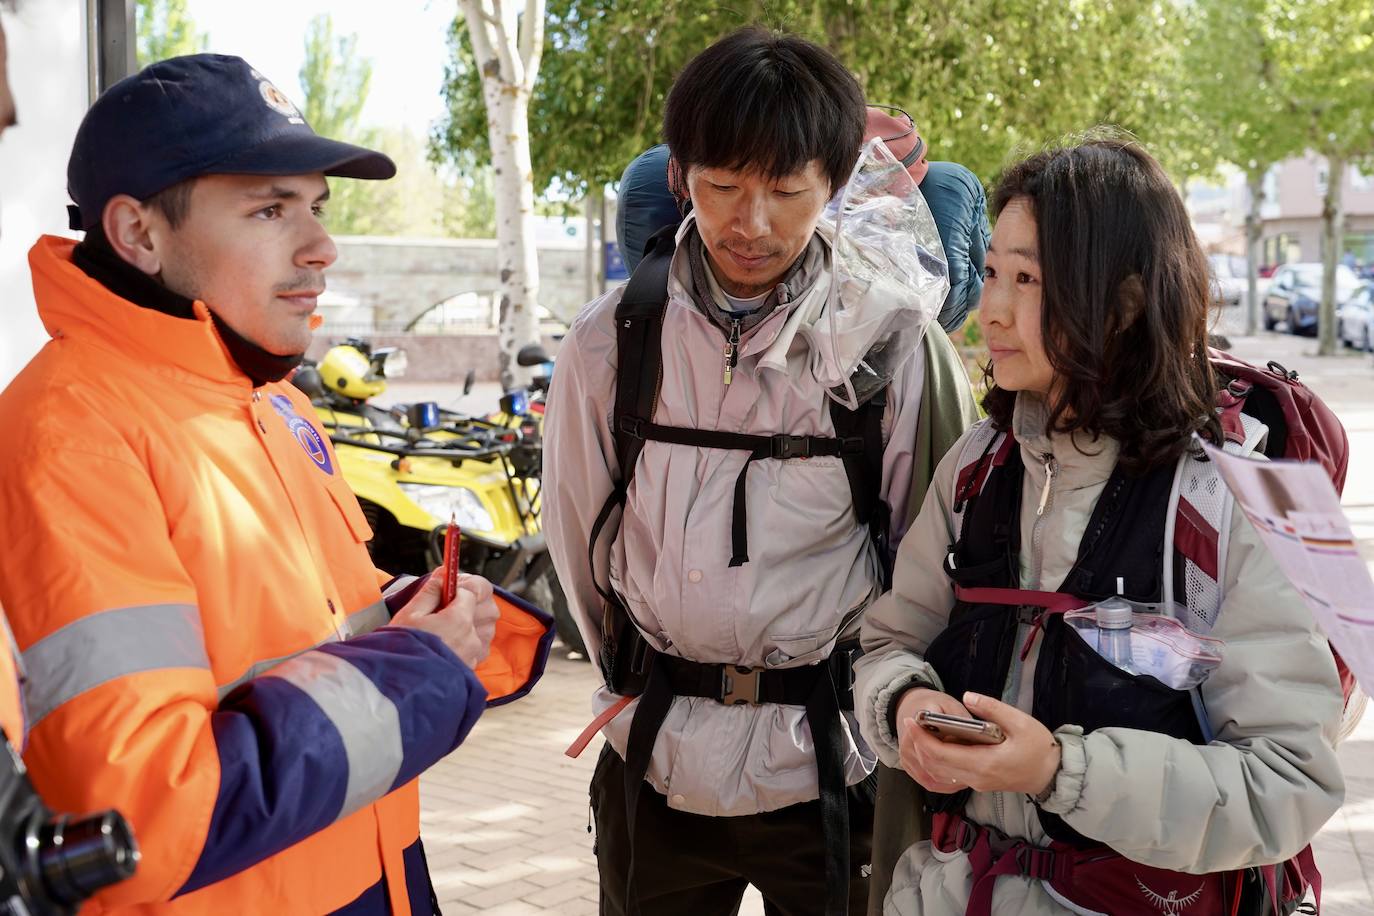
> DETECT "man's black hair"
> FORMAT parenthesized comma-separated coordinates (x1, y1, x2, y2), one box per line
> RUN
(664, 27, 865, 194)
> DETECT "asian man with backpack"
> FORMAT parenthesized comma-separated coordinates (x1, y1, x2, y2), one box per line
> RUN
(543, 27, 979, 916)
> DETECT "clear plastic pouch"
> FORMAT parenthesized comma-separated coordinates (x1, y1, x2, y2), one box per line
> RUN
(1065, 601, 1226, 691)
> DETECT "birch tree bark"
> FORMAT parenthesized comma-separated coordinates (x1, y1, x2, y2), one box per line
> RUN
(457, 0, 545, 389)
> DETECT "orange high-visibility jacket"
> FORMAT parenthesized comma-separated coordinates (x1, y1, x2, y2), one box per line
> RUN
(0, 237, 552, 914)
(0, 611, 23, 748)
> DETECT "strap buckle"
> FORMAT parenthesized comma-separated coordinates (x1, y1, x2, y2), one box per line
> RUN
(618, 416, 647, 439)
(1014, 845, 1058, 880)
(955, 819, 979, 853)
(770, 434, 810, 459)
(838, 436, 865, 456)
(720, 665, 763, 705)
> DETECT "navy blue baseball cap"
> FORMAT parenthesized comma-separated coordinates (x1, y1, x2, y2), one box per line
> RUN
(66, 54, 395, 230)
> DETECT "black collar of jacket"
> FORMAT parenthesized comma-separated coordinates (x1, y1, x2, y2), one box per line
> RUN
(72, 228, 304, 386)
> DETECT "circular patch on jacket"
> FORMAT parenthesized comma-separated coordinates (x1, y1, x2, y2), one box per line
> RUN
(269, 394, 334, 475)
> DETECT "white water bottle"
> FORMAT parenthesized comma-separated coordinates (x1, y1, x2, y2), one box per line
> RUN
(1095, 578, 1136, 673)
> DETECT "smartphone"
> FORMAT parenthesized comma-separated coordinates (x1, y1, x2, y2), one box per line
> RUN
(916, 710, 1006, 745)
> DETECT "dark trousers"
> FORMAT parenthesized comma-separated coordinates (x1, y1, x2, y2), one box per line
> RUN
(590, 745, 875, 916)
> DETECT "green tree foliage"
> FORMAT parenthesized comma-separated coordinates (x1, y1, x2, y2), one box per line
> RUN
(135, 0, 206, 65)
(295, 15, 492, 238)
(434, 0, 1199, 195)
(1180, 0, 1302, 180)
(1268, 0, 1374, 354)
(1181, 0, 1307, 333)
(299, 15, 372, 142)
(1184, 0, 1374, 352)
(296, 15, 376, 237)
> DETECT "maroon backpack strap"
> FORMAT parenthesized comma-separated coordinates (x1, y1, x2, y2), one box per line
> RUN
(952, 585, 1083, 614)
(1295, 844, 1321, 911)
(952, 586, 1088, 660)
(952, 422, 1013, 513)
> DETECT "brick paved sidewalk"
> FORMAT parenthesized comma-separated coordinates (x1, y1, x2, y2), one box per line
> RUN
(420, 326, 1374, 914)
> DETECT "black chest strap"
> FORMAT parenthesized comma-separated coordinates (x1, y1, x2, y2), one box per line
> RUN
(620, 417, 866, 567)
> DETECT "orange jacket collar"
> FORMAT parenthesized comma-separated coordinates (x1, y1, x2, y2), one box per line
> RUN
(28, 235, 253, 391)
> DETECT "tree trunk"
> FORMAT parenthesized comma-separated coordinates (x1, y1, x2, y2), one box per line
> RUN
(459, 0, 545, 390)
(486, 87, 540, 389)
(1245, 169, 1264, 337)
(583, 193, 597, 303)
(1318, 155, 1345, 356)
(597, 185, 608, 295)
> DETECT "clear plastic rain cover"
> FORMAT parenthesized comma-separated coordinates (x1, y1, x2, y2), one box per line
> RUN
(817, 137, 949, 409)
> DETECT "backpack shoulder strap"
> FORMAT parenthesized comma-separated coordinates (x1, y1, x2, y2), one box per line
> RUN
(586, 225, 677, 606)
(612, 224, 677, 476)
(1163, 413, 1265, 745)
(828, 389, 885, 526)
(949, 419, 1010, 544)
(1163, 414, 1267, 635)
(830, 388, 892, 585)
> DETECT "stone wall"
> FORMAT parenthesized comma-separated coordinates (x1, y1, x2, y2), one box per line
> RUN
(328, 236, 592, 328)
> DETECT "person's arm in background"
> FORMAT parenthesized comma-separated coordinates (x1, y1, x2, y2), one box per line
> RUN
(924, 161, 991, 335)
(1, 443, 494, 907)
(542, 293, 623, 663)
(907, 323, 981, 521)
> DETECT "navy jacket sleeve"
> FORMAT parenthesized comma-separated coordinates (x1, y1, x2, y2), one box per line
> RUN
(177, 626, 483, 895)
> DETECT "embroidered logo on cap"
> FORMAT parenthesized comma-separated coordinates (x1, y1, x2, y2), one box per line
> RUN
(250, 69, 305, 124)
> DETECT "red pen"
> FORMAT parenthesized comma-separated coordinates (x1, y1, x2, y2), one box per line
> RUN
(441, 514, 461, 605)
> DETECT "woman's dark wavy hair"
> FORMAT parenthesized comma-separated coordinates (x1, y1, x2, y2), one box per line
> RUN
(663, 27, 865, 195)
(982, 134, 1219, 474)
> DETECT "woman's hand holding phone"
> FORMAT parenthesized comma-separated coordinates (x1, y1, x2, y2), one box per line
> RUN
(897, 689, 1061, 798)
(895, 687, 975, 792)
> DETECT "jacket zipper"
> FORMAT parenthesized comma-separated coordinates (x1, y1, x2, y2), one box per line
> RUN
(995, 451, 1058, 834)
(723, 317, 742, 386)
(1030, 453, 1059, 581)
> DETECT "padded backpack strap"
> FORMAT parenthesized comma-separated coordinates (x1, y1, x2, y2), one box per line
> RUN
(612, 224, 677, 476)
(587, 225, 677, 607)
(830, 390, 892, 586)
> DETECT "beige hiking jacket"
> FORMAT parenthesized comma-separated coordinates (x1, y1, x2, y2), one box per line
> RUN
(855, 395, 1345, 915)
(543, 220, 944, 816)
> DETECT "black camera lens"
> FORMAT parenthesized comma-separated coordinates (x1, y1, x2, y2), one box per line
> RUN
(33, 812, 139, 906)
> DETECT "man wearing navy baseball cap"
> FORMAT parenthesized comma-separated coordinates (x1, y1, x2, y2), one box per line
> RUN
(0, 53, 553, 914)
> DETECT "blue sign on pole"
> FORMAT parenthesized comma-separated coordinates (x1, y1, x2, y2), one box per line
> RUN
(604, 241, 629, 281)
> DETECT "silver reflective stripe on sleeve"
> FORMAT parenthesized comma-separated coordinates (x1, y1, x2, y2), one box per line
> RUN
(23, 604, 209, 728)
(215, 599, 390, 702)
(346, 600, 389, 638)
(382, 575, 419, 600)
(263, 650, 403, 820)
(216, 644, 334, 703)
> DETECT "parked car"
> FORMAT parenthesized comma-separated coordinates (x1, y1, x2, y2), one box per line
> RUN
(1208, 254, 1248, 307)
(1338, 284, 1374, 351)
(1262, 262, 1362, 335)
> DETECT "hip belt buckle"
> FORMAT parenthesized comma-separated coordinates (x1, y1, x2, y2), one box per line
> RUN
(721, 665, 763, 705)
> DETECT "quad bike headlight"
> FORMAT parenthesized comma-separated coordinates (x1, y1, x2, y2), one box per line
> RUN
(398, 483, 495, 532)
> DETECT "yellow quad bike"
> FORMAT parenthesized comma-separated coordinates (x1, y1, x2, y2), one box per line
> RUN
(292, 339, 583, 655)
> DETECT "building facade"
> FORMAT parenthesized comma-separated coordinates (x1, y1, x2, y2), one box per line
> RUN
(0, 1, 134, 388)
